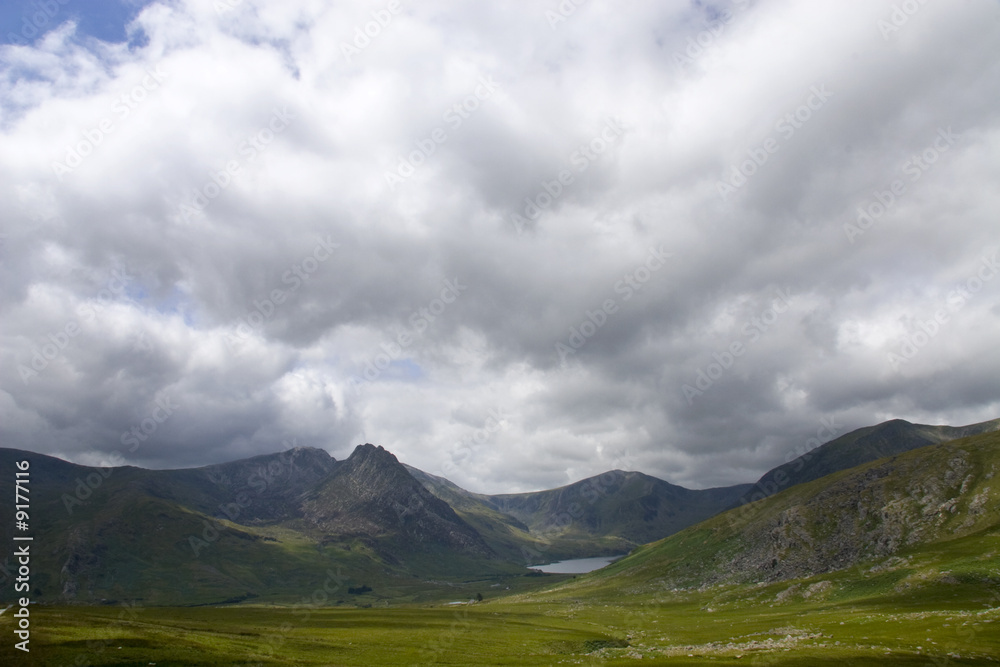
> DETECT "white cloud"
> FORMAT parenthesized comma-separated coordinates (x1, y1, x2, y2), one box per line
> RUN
(2, 0, 1000, 493)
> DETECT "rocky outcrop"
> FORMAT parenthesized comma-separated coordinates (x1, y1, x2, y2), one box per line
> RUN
(718, 443, 998, 584)
(301, 444, 494, 558)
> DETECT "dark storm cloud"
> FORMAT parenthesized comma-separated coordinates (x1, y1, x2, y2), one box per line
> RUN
(1, 0, 999, 493)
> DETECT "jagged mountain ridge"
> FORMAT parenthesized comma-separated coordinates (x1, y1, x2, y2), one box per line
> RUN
(2, 416, 998, 605)
(0, 443, 502, 605)
(300, 444, 493, 557)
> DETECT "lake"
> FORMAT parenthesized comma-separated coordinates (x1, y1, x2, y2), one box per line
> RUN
(528, 555, 625, 574)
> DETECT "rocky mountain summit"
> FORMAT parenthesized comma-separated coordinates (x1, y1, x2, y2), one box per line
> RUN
(2, 417, 997, 606)
(301, 444, 493, 557)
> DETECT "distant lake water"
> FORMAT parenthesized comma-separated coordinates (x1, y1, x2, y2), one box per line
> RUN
(528, 555, 625, 574)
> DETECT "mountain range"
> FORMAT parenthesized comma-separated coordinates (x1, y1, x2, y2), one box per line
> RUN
(1, 416, 998, 606)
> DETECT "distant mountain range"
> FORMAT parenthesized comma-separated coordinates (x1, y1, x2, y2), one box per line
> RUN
(407, 466, 752, 561)
(1, 417, 997, 606)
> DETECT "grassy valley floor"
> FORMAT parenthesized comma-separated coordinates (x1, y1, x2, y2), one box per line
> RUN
(5, 578, 998, 666)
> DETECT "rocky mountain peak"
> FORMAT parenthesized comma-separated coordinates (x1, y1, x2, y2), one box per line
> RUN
(349, 442, 397, 462)
(301, 443, 494, 558)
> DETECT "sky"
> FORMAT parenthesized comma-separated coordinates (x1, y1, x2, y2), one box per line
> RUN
(2, 0, 999, 494)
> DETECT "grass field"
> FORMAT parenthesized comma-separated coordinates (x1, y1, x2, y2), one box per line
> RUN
(5, 570, 998, 666)
(5, 435, 998, 664)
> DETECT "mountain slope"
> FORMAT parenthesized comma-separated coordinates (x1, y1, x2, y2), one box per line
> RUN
(564, 430, 1000, 596)
(741, 417, 1000, 506)
(300, 444, 494, 559)
(4, 415, 996, 607)
(404, 465, 547, 562)
(0, 447, 358, 605)
(410, 418, 998, 564)
(0, 444, 507, 606)
(424, 469, 753, 561)
(117, 446, 339, 525)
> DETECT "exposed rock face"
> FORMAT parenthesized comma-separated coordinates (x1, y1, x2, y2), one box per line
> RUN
(721, 445, 996, 584)
(199, 446, 337, 491)
(2, 419, 997, 606)
(191, 446, 338, 522)
(301, 444, 494, 557)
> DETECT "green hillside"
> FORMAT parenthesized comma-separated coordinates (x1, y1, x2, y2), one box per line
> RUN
(539, 430, 1000, 600)
(3, 431, 999, 664)
(412, 465, 752, 562)
(404, 465, 554, 562)
(3, 417, 996, 617)
(0, 446, 528, 607)
(741, 417, 1000, 506)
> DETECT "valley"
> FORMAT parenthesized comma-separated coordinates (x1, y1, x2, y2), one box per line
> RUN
(2, 420, 999, 664)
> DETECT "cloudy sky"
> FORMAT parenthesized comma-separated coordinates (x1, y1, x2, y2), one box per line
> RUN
(2, 0, 999, 494)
